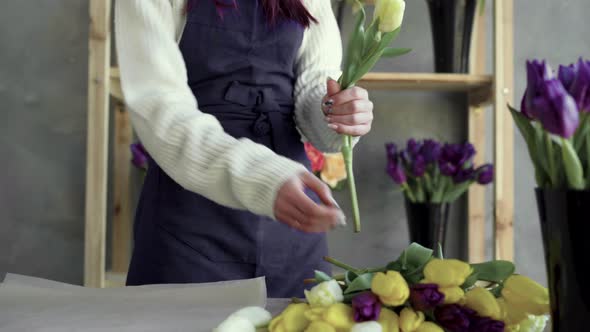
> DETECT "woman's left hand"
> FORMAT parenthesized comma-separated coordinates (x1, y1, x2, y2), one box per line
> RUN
(321, 78, 374, 137)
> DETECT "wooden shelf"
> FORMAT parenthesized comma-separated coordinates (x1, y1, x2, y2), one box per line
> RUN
(357, 72, 494, 106)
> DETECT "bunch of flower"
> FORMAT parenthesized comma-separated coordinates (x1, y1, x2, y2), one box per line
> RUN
(214, 244, 549, 332)
(510, 58, 590, 189)
(385, 139, 494, 203)
(305, 142, 347, 189)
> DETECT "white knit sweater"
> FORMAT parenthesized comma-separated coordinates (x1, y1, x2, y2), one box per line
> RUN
(115, 0, 349, 219)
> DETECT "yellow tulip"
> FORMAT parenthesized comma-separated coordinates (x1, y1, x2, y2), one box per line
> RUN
(304, 303, 354, 332)
(399, 307, 424, 332)
(372, 271, 410, 306)
(463, 287, 503, 320)
(378, 308, 400, 332)
(497, 297, 528, 326)
(269, 303, 310, 332)
(373, 0, 406, 33)
(439, 286, 464, 304)
(501, 275, 549, 316)
(305, 321, 336, 332)
(320, 153, 347, 188)
(415, 322, 444, 332)
(423, 259, 472, 287)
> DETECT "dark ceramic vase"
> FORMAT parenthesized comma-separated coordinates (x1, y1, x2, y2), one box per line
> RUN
(404, 198, 451, 250)
(425, 0, 477, 73)
(535, 189, 590, 332)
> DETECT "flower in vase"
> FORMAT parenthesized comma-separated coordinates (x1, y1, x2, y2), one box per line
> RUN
(352, 292, 382, 322)
(130, 142, 149, 170)
(562, 58, 590, 112)
(522, 60, 579, 138)
(409, 283, 445, 311)
(476, 164, 494, 185)
(453, 167, 475, 183)
(386, 143, 407, 184)
(304, 142, 325, 173)
(420, 139, 442, 163)
(412, 155, 427, 177)
(434, 304, 475, 332)
(438, 143, 476, 176)
(373, 0, 406, 33)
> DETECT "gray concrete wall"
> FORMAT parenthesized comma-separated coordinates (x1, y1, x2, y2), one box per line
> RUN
(1, 0, 588, 286)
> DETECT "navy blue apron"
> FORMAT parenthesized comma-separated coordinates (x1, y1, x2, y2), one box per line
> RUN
(126, 0, 331, 298)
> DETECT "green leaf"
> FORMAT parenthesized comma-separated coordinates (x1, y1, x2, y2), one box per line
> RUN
(405, 243, 433, 266)
(314, 270, 333, 282)
(489, 284, 504, 297)
(381, 48, 412, 58)
(345, 270, 359, 284)
(441, 180, 472, 203)
(342, 3, 367, 87)
(344, 273, 374, 294)
(386, 260, 403, 272)
(378, 27, 401, 49)
(470, 261, 515, 283)
(574, 113, 590, 152)
(561, 138, 585, 189)
(461, 272, 479, 289)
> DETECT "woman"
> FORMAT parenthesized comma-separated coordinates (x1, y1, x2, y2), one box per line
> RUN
(115, 0, 374, 298)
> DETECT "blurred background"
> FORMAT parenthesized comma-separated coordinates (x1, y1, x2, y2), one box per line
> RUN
(0, 0, 587, 286)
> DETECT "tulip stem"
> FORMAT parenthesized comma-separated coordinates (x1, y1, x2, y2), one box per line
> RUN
(586, 135, 590, 188)
(342, 135, 361, 232)
(324, 256, 362, 274)
(544, 133, 557, 187)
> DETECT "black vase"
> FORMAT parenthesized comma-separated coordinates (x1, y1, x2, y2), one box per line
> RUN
(425, 0, 477, 73)
(535, 189, 590, 332)
(404, 199, 451, 250)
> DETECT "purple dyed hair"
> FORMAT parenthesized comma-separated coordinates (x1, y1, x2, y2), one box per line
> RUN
(187, 0, 317, 27)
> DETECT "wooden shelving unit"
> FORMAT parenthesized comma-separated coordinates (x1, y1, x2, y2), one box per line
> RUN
(84, 1, 514, 287)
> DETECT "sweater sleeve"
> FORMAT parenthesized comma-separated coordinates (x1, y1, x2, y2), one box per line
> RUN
(114, 0, 307, 219)
(294, 0, 360, 153)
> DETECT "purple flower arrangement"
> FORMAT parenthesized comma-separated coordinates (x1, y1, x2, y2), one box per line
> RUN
(385, 138, 493, 203)
(510, 58, 590, 190)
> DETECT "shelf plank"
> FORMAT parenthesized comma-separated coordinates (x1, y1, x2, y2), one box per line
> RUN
(357, 72, 493, 93)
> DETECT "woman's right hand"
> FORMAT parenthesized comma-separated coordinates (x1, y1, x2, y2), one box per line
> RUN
(274, 172, 346, 233)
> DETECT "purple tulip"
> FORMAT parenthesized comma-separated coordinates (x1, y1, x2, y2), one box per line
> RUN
(407, 138, 422, 157)
(438, 143, 476, 176)
(351, 292, 382, 322)
(476, 164, 494, 185)
(409, 283, 445, 311)
(528, 78, 579, 138)
(387, 160, 407, 184)
(568, 58, 590, 112)
(469, 316, 505, 332)
(434, 305, 475, 332)
(385, 143, 398, 159)
(558, 63, 576, 91)
(453, 167, 475, 183)
(412, 155, 427, 177)
(421, 139, 442, 163)
(521, 60, 554, 119)
(130, 143, 149, 170)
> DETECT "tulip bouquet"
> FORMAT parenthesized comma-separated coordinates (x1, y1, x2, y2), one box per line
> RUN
(510, 58, 590, 190)
(338, 0, 410, 232)
(214, 243, 549, 332)
(385, 139, 494, 203)
(305, 142, 348, 190)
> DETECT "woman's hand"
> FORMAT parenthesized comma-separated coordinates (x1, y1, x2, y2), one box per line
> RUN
(322, 79, 374, 136)
(274, 172, 345, 233)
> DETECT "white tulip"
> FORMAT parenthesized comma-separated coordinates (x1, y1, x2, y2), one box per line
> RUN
(228, 306, 272, 328)
(351, 321, 383, 332)
(304, 279, 344, 307)
(213, 315, 255, 332)
(373, 0, 406, 33)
